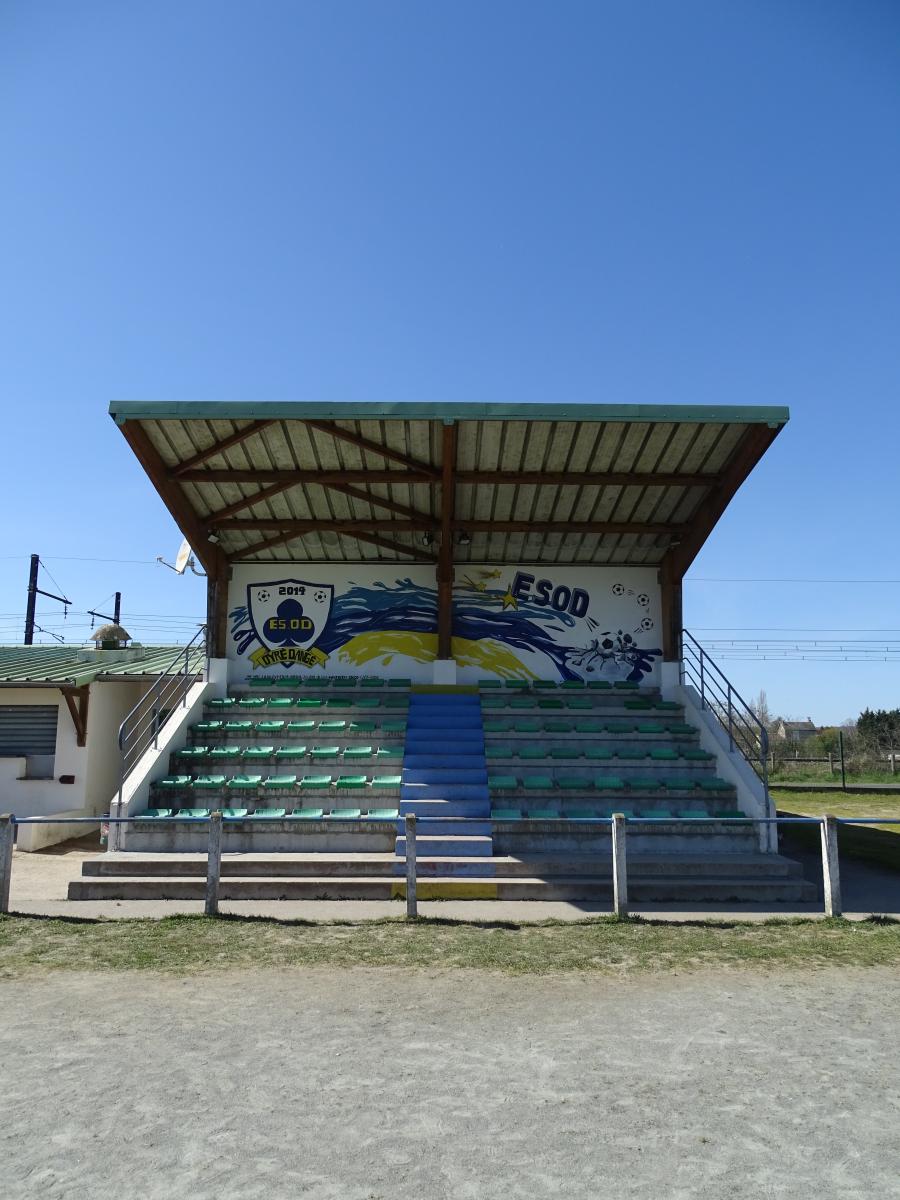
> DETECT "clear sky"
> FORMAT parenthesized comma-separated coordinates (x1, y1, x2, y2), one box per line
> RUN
(1, 0, 898, 724)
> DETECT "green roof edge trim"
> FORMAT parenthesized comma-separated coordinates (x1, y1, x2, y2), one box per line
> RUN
(110, 401, 790, 425)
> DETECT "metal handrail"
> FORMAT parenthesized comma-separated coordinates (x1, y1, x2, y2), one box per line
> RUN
(681, 628, 770, 802)
(117, 626, 208, 805)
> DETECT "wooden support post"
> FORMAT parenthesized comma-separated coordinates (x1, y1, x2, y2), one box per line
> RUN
(436, 422, 457, 660)
(205, 811, 222, 916)
(405, 814, 417, 919)
(658, 558, 683, 663)
(612, 813, 628, 918)
(206, 552, 230, 659)
(820, 814, 841, 918)
(0, 816, 14, 914)
(60, 685, 89, 748)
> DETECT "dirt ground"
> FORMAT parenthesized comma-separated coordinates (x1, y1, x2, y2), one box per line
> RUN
(1, 966, 899, 1199)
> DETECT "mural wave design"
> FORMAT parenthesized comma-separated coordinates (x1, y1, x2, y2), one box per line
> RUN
(230, 578, 660, 681)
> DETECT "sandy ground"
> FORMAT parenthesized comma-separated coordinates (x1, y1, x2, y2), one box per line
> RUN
(1, 966, 899, 1199)
(9, 835, 900, 922)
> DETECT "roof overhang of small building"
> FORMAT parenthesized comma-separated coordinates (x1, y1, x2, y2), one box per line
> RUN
(108, 401, 789, 576)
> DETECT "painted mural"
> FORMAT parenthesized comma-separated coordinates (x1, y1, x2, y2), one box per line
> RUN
(228, 564, 662, 684)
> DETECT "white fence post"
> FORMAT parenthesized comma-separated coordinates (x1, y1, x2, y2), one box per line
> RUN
(0, 816, 13, 915)
(820, 814, 842, 918)
(405, 813, 417, 919)
(612, 812, 628, 918)
(205, 811, 222, 916)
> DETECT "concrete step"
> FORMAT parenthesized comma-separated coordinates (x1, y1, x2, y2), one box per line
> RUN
(68, 874, 816, 903)
(399, 798, 491, 818)
(395, 835, 494, 857)
(395, 818, 492, 836)
(400, 783, 490, 802)
(404, 755, 487, 770)
(401, 768, 488, 785)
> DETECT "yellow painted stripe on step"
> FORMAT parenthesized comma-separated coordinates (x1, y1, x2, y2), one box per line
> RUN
(391, 880, 499, 900)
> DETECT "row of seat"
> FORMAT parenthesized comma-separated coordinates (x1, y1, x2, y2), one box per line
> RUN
(483, 719, 696, 736)
(209, 695, 410, 710)
(142, 805, 401, 820)
(176, 744, 403, 763)
(155, 773, 402, 791)
(488, 774, 735, 793)
(480, 696, 678, 712)
(491, 805, 743, 820)
(485, 745, 714, 762)
(242, 676, 411, 688)
(193, 718, 406, 737)
(480, 679, 643, 690)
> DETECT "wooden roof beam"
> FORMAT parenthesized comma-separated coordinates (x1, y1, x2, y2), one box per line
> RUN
(177, 469, 433, 484)
(170, 420, 277, 476)
(215, 518, 683, 535)
(304, 420, 441, 478)
(177, 468, 717, 487)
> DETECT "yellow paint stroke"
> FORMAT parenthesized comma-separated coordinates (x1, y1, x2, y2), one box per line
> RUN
(337, 630, 536, 680)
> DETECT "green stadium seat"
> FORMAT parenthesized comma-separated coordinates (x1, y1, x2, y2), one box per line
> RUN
(662, 777, 695, 790)
(177, 807, 210, 818)
(304, 678, 330, 687)
(371, 775, 402, 788)
(360, 677, 385, 688)
(291, 808, 324, 819)
(251, 807, 287, 819)
(594, 775, 625, 790)
(584, 746, 614, 761)
(296, 698, 325, 708)
(587, 680, 612, 689)
(274, 747, 308, 760)
(349, 721, 377, 734)
(365, 808, 399, 820)
(523, 774, 553, 790)
(537, 698, 564, 710)
(565, 698, 592, 710)
(286, 720, 316, 733)
(223, 720, 253, 733)
(491, 807, 523, 820)
(208, 697, 236, 708)
(514, 720, 541, 733)
(698, 777, 733, 791)
(615, 747, 646, 760)
(194, 720, 223, 733)
(556, 775, 591, 790)
(543, 720, 573, 734)
(335, 775, 368, 789)
(268, 696, 294, 708)
(605, 722, 634, 735)
(550, 746, 580, 760)
(327, 808, 362, 819)
(488, 775, 518, 791)
(510, 697, 537, 710)
(355, 697, 381, 709)
(575, 720, 603, 734)
(243, 745, 276, 760)
(683, 748, 715, 761)
(221, 807, 249, 818)
(326, 696, 353, 708)
(529, 807, 561, 819)
(624, 699, 653, 711)
(650, 748, 678, 761)
(256, 720, 286, 733)
(560, 679, 585, 690)
(614, 680, 639, 690)
(343, 746, 374, 760)
(262, 775, 297, 789)
(384, 696, 410, 708)
(628, 776, 663, 791)
(176, 746, 208, 759)
(654, 700, 681, 711)
(667, 724, 695, 736)
(484, 745, 512, 759)
(280, 679, 305, 689)
(157, 775, 192, 788)
(479, 678, 502, 688)
(519, 746, 548, 760)
(319, 720, 347, 732)
(238, 697, 266, 708)
(226, 775, 263, 789)
(376, 746, 403, 759)
(310, 745, 341, 760)
(482, 720, 509, 734)
(300, 775, 332, 788)
(637, 722, 665, 734)
(481, 696, 507, 709)
(504, 679, 530, 689)
(193, 776, 227, 789)
(139, 808, 172, 819)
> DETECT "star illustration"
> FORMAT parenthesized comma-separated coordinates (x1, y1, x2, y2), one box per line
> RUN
(501, 587, 518, 610)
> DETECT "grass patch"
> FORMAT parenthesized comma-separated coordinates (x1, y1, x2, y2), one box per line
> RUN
(771, 789, 900, 827)
(0, 913, 899, 977)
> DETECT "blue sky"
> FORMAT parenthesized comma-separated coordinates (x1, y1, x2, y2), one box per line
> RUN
(1, 0, 898, 723)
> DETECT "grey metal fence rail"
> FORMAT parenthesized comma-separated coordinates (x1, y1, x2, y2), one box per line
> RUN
(681, 628, 770, 796)
(117, 625, 208, 806)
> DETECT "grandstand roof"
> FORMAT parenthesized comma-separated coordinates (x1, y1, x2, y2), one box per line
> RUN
(0, 645, 206, 688)
(108, 401, 788, 576)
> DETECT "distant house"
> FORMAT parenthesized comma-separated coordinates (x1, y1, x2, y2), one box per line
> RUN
(773, 718, 818, 744)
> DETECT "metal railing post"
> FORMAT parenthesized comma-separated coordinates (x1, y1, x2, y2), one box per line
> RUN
(0, 816, 14, 914)
(612, 813, 628, 918)
(205, 811, 222, 916)
(699, 650, 705, 709)
(820, 814, 842, 918)
(405, 814, 417, 919)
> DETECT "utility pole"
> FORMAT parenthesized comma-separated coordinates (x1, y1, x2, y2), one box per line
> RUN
(88, 592, 123, 628)
(24, 554, 72, 645)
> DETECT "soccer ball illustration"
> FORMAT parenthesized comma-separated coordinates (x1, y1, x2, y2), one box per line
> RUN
(612, 583, 625, 596)
(257, 590, 270, 604)
(637, 592, 650, 607)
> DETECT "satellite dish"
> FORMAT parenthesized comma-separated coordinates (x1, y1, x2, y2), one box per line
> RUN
(174, 539, 192, 575)
(157, 538, 205, 577)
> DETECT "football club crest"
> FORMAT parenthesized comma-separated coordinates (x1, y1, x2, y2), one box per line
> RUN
(245, 579, 334, 669)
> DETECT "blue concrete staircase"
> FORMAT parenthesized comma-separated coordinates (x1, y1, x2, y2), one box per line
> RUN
(396, 693, 493, 860)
